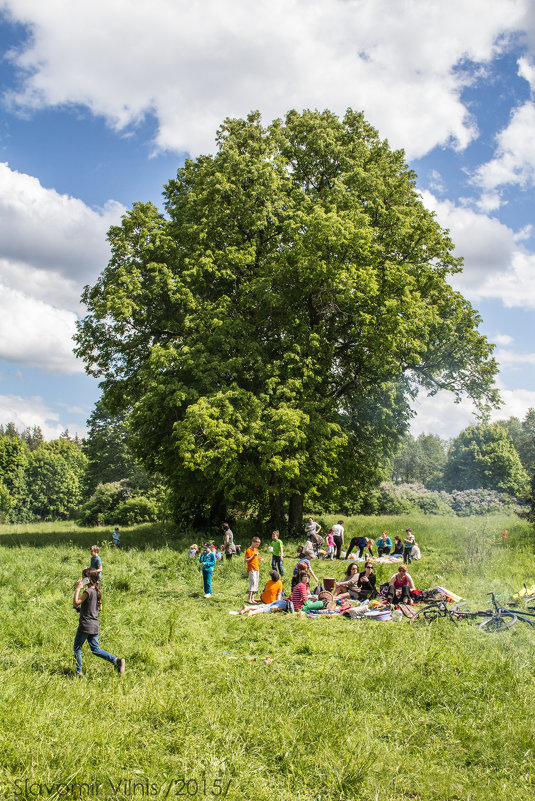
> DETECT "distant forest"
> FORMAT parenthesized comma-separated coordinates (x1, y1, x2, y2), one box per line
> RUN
(1, 406, 534, 526)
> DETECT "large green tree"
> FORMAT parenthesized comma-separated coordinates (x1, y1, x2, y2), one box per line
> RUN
(391, 432, 448, 488)
(502, 409, 535, 477)
(75, 109, 498, 528)
(443, 423, 529, 497)
(26, 439, 87, 520)
(82, 400, 150, 494)
(0, 433, 30, 521)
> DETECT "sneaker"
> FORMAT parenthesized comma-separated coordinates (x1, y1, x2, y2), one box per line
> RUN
(115, 658, 125, 674)
(204, 593, 212, 598)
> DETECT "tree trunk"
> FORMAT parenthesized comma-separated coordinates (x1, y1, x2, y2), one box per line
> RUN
(288, 494, 303, 535)
(269, 492, 285, 533)
(208, 492, 227, 526)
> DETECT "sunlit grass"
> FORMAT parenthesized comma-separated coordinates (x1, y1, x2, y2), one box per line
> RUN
(0, 513, 534, 800)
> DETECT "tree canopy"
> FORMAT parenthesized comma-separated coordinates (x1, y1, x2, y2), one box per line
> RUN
(391, 433, 447, 489)
(74, 109, 499, 527)
(443, 423, 529, 497)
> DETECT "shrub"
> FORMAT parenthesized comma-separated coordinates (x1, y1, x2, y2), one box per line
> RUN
(374, 482, 525, 517)
(78, 480, 168, 524)
(114, 496, 160, 526)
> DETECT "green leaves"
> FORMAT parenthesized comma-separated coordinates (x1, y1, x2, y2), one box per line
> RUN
(75, 109, 499, 524)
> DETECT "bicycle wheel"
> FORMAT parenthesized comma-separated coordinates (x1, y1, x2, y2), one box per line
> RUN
(478, 613, 517, 632)
(410, 606, 439, 625)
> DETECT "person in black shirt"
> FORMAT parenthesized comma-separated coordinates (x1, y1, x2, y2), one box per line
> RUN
(73, 568, 125, 676)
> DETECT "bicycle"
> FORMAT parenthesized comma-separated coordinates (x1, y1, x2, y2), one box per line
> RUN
(478, 592, 535, 632)
(409, 600, 490, 626)
(477, 593, 518, 632)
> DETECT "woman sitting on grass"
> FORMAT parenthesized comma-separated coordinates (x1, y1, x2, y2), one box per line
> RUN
(334, 562, 377, 601)
(288, 571, 310, 610)
(239, 571, 284, 616)
(393, 536, 404, 556)
(387, 564, 416, 605)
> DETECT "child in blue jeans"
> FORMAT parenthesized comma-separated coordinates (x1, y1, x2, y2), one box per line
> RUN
(73, 568, 124, 675)
(199, 542, 216, 598)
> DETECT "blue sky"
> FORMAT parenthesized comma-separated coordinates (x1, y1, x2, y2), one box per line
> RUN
(1, 0, 535, 440)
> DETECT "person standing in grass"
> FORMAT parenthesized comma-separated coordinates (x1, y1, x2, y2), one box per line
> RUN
(325, 529, 336, 560)
(271, 530, 284, 577)
(112, 526, 121, 548)
(222, 523, 236, 561)
(245, 536, 263, 603)
(199, 542, 217, 598)
(305, 516, 322, 540)
(331, 520, 344, 559)
(345, 534, 368, 559)
(403, 529, 415, 564)
(73, 568, 125, 676)
(89, 545, 102, 582)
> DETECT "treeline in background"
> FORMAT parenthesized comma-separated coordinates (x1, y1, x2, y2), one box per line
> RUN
(1, 404, 534, 526)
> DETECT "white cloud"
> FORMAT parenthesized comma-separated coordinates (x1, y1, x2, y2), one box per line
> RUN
(0, 0, 526, 159)
(473, 100, 535, 198)
(493, 333, 514, 346)
(495, 347, 535, 367)
(0, 163, 125, 373)
(421, 190, 517, 287)
(421, 190, 535, 308)
(410, 391, 478, 439)
(0, 285, 83, 373)
(0, 163, 123, 292)
(411, 384, 535, 438)
(0, 393, 72, 439)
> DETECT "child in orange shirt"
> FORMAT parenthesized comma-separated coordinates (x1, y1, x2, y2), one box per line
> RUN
(244, 536, 263, 603)
(239, 570, 283, 616)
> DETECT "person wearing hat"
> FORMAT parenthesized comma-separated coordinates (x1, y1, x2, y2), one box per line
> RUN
(199, 541, 217, 598)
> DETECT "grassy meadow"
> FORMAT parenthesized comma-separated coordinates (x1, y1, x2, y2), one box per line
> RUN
(0, 514, 535, 801)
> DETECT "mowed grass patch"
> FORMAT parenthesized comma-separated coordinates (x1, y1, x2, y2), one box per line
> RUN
(0, 514, 534, 801)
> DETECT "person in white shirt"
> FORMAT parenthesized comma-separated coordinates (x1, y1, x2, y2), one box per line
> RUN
(331, 520, 344, 559)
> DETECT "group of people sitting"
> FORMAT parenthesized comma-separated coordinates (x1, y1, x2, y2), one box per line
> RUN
(333, 561, 416, 605)
(238, 558, 417, 617)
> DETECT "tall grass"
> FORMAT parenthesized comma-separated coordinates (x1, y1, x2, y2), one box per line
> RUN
(0, 514, 534, 801)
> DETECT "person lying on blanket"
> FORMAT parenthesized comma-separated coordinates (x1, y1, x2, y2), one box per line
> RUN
(387, 564, 416, 605)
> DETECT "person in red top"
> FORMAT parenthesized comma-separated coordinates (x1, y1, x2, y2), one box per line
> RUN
(387, 564, 416, 605)
(288, 571, 310, 610)
(244, 536, 263, 603)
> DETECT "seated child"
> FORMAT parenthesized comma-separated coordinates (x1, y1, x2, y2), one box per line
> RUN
(239, 571, 284, 616)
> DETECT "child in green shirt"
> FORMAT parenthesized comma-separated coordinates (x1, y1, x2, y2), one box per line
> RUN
(271, 530, 284, 577)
